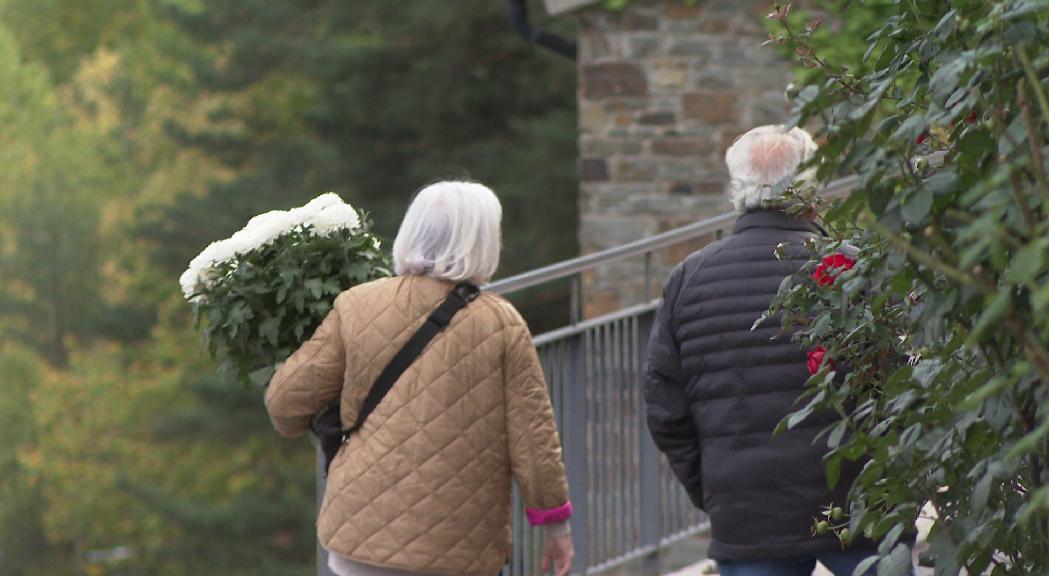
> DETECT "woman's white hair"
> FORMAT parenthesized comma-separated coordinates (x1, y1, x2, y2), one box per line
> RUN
(392, 180, 502, 285)
(725, 125, 818, 212)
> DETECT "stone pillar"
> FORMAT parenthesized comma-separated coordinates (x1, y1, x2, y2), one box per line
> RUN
(576, 0, 795, 317)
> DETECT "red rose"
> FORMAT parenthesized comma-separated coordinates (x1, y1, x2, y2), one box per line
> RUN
(915, 132, 928, 145)
(807, 346, 834, 374)
(811, 253, 856, 287)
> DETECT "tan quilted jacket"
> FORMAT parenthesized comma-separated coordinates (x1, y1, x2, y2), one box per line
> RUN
(265, 275, 571, 575)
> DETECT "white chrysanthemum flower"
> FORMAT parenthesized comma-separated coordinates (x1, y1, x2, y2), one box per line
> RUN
(180, 267, 200, 300)
(289, 193, 344, 226)
(306, 203, 361, 236)
(245, 210, 297, 245)
(179, 192, 359, 302)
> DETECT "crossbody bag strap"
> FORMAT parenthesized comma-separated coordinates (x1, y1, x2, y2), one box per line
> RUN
(339, 282, 480, 442)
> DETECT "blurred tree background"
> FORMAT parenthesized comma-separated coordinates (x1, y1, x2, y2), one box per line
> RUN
(0, 0, 576, 574)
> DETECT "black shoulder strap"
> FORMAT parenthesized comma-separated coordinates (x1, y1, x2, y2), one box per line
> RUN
(340, 282, 479, 441)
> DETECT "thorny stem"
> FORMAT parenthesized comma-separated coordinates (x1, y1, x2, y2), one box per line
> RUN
(990, 68, 1038, 233)
(1002, 314, 1049, 390)
(1018, 78, 1049, 205)
(907, 0, 925, 29)
(780, 19, 868, 97)
(1017, 45, 1049, 128)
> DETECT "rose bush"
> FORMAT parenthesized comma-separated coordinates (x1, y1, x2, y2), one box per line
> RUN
(180, 194, 391, 385)
(766, 1, 1049, 574)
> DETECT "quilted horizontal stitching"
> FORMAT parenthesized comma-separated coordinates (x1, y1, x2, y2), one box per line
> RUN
(693, 360, 805, 378)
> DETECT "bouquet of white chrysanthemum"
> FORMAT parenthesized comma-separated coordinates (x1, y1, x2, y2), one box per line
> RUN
(180, 193, 391, 385)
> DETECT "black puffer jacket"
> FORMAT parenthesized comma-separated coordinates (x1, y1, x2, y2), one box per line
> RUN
(643, 210, 873, 561)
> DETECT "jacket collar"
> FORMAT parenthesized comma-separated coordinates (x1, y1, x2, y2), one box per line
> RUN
(733, 209, 821, 235)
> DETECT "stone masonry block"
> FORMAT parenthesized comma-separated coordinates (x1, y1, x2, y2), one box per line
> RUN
(649, 60, 689, 91)
(579, 29, 615, 60)
(638, 111, 676, 126)
(579, 101, 609, 132)
(657, 160, 706, 183)
(663, 3, 704, 20)
(695, 178, 731, 195)
(614, 158, 658, 182)
(683, 91, 740, 125)
(748, 93, 790, 126)
(667, 38, 714, 59)
(719, 39, 784, 68)
(690, 67, 738, 91)
(583, 62, 649, 98)
(651, 137, 715, 156)
(617, 10, 660, 31)
(580, 158, 610, 182)
(581, 215, 653, 250)
(627, 36, 660, 59)
(580, 137, 644, 156)
(581, 183, 654, 214)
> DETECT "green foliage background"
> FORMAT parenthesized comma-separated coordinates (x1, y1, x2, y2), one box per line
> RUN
(0, 0, 577, 573)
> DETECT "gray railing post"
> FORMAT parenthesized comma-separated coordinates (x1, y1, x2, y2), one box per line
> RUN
(570, 274, 581, 325)
(565, 335, 589, 574)
(643, 252, 652, 303)
(317, 447, 336, 576)
(637, 311, 662, 576)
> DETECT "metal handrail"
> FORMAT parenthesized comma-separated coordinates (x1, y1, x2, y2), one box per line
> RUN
(533, 300, 660, 346)
(485, 175, 860, 297)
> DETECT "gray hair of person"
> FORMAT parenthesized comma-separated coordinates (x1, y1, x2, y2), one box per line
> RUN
(724, 125, 818, 212)
(392, 180, 503, 285)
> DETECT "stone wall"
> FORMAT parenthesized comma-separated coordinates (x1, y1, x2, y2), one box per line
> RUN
(575, 0, 795, 317)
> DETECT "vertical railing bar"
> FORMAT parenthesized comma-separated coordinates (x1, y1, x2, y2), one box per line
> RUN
(630, 312, 641, 548)
(604, 321, 612, 562)
(600, 321, 608, 562)
(612, 316, 616, 558)
(589, 327, 601, 565)
(608, 318, 612, 558)
(570, 275, 581, 325)
(637, 309, 662, 576)
(616, 318, 625, 553)
(643, 251, 653, 303)
(617, 318, 625, 557)
(605, 321, 615, 561)
(567, 332, 590, 574)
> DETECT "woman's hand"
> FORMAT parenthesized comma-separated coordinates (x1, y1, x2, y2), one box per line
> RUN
(540, 533, 574, 576)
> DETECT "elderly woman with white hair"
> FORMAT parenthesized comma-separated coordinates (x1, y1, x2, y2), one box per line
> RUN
(265, 181, 574, 576)
(643, 126, 887, 576)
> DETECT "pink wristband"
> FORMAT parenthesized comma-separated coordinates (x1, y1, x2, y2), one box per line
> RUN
(526, 501, 573, 525)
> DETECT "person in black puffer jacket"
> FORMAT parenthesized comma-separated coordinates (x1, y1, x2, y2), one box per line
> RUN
(643, 125, 884, 576)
